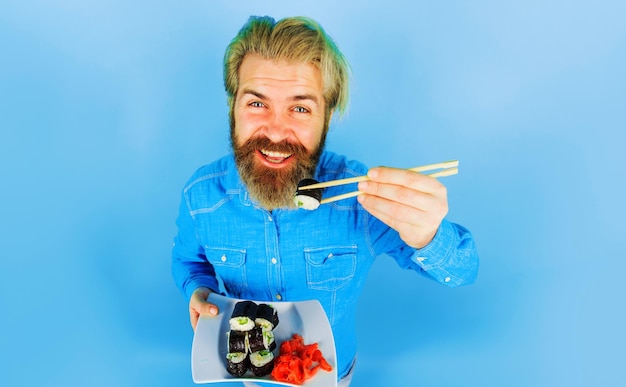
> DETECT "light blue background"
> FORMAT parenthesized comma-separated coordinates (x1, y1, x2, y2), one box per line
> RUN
(1, 1, 624, 386)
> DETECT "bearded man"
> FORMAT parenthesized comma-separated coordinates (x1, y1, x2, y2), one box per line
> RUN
(171, 15, 479, 386)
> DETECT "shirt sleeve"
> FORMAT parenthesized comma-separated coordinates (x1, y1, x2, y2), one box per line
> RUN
(409, 219, 479, 287)
(367, 214, 479, 287)
(171, 189, 220, 301)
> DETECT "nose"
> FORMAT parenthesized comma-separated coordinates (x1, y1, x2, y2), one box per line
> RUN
(264, 111, 290, 143)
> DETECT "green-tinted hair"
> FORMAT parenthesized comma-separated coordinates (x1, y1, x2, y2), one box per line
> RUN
(224, 16, 350, 118)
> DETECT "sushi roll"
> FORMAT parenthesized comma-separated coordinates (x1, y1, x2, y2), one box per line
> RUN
(262, 329, 276, 352)
(249, 350, 275, 377)
(255, 303, 279, 331)
(248, 326, 276, 353)
(227, 330, 248, 354)
(226, 352, 249, 377)
(224, 300, 280, 378)
(229, 300, 257, 331)
(294, 178, 324, 210)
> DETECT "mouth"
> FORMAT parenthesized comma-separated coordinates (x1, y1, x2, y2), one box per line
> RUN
(258, 149, 293, 166)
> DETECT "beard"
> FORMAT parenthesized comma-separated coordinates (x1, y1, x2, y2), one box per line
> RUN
(231, 131, 327, 210)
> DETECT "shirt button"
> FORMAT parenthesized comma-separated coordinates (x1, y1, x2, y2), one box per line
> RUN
(268, 215, 273, 222)
(271, 258, 277, 264)
(276, 294, 282, 300)
(221, 255, 227, 262)
(444, 277, 451, 283)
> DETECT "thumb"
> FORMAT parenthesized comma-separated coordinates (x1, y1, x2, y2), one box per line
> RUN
(189, 297, 219, 331)
(196, 301, 219, 316)
(190, 288, 219, 316)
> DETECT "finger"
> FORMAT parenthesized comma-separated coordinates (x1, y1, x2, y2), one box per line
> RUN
(358, 194, 440, 248)
(367, 167, 443, 193)
(358, 193, 426, 228)
(358, 190, 446, 233)
(191, 288, 220, 314)
(190, 310, 200, 330)
(189, 291, 219, 330)
(189, 302, 219, 331)
(193, 300, 219, 316)
(358, 180, 441, 214)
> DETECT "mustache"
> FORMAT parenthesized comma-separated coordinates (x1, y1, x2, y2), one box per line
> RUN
(231, 135, 323, 209)
(238, 136, 310, 157)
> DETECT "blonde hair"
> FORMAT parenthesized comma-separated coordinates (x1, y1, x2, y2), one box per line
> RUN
(224, 16, 350, 118)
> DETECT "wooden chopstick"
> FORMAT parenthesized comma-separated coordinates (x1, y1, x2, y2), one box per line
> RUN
(300, 160, 459, 191)
(319, 165, 459, 205)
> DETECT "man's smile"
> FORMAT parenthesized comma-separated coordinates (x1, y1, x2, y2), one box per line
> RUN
(258, 149, 294, 166)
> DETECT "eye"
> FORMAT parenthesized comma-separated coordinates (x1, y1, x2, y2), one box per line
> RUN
(293, 106, 309, 113)
(249, 101, 265, 108)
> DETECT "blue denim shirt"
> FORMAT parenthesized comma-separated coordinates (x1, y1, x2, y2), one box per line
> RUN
(171, 151, 479, 379)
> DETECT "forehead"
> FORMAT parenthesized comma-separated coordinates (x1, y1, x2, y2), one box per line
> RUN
(237, 54, 324, 96)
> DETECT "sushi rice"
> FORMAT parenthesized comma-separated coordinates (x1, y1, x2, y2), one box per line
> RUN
(229, 316, 255, 331)
(294, 194, 321, 210)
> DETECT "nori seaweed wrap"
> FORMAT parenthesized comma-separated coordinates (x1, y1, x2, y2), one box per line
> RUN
(255, 303, 279, 331)
(229, 301, 257, 331)
(228, 330, 248, 353)
(226, 352, 249, 377)
(248, 326, 276, 353)
(249, 350, 275, 377)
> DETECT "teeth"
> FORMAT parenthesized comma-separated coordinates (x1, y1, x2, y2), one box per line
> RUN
(261, 149, 292, 158)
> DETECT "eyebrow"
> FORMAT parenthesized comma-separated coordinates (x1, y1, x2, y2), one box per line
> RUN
(291, 93, 319, 105)
(241, 89, 266, 100)
(240, 88, 320, 105)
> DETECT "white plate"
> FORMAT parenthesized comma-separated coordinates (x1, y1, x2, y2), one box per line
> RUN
(192, 293, 337, 386)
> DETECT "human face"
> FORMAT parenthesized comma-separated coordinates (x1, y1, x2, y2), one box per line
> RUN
(231, 54, 328, 209)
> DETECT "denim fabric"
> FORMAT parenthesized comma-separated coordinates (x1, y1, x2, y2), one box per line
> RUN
(171, 151, 479, 380)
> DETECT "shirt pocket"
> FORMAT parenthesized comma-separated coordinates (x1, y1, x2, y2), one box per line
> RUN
(204, 246, 248, 290)
(304, 245, 357, 291)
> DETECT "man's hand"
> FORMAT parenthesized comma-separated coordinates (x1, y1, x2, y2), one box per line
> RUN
(189, 287, 219, 330)
(357, 166, 448, 249)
